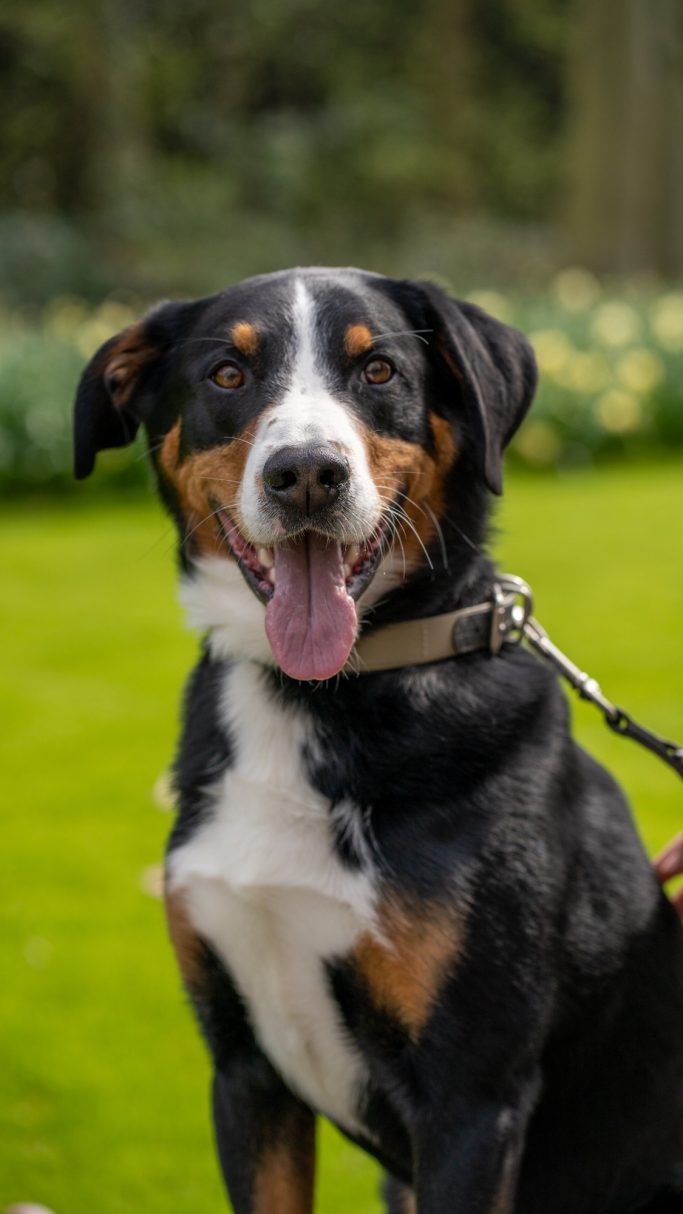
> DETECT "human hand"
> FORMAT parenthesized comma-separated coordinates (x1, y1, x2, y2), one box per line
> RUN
(653, 832, 683, 915)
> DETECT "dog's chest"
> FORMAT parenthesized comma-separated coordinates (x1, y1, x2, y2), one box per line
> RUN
(167, 663, 376, 1132)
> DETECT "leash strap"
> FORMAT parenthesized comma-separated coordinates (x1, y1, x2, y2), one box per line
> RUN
(523, 612, 683, 780)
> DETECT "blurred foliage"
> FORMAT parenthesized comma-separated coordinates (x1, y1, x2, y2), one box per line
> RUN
(2, 0, 682, 297)
(0, 0, 571, 303)
(1, 0, 681, 490)
(479, 273, 683, 470)
(1, 275, 683, 494)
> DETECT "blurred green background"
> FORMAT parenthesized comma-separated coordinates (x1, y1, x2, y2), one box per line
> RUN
(1, 0, 682, 1210)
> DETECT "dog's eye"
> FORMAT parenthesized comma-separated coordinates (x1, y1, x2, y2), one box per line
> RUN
(211, 362, 245, 390)
(363, 358, 394, 386)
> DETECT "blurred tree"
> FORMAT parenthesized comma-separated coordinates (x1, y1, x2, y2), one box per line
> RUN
(7, 0, 679, 297)
(567, 0, 683, 277)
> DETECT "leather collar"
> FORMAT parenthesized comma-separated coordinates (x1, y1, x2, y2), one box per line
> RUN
(351, 576, 532, 674)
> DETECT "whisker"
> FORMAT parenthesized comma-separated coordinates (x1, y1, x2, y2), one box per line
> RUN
(423, 502, 449, 570)
(182, 504, 227, 546)
(375, 485, 450, 573)
(137, 438, 167, 462)
(441, 514, 482, 554)
(394, 521, 408, 580)
(393, 490, 448, 572)
(371, 329, 433, 347)
(391, 508, 434, 570)
(196, 475, 242, 485)
(179, 337, 238, 347)
(132, 524, 178, 563)
(384, 509, 408, 579)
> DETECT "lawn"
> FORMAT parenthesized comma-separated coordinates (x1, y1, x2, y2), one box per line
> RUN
(1, 460, 682, 1213)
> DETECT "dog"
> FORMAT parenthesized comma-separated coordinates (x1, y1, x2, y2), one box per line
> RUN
(73, 268, 683, 1213)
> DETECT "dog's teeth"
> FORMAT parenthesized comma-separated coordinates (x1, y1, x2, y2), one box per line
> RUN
(346, 545, 360, 566)
(343, 563, 352, 580)
(266, 568, 276, 585)
(258, 547, 274, 568)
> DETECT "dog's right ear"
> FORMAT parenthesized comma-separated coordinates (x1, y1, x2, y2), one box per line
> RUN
(73, 300, 194, 480)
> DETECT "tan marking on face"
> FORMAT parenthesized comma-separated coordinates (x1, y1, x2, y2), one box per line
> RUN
(253, 1115, 316, 1214)
(164, 886, 204, 992)
(359, 411, 457, 566)
(353, 897, 464, 1041)
(344, 323, 374, 359)
(158, 418, 259, 557)
(99, 322, 158, 407)
(231, 321, 259, 356)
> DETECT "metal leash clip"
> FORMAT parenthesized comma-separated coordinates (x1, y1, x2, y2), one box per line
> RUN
(489, 575, 534, 653)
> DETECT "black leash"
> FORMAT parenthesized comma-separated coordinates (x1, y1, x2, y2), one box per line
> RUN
(499, 576, 683, 781)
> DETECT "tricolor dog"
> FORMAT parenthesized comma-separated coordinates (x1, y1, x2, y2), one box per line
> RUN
(73, 268, 683, 1214)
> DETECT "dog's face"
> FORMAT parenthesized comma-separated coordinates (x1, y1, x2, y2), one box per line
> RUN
(74, 268, 536, 680)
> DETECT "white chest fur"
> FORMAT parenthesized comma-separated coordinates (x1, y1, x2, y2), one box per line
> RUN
(167, 662, 377, 1132)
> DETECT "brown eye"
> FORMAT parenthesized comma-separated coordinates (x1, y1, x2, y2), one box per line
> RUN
(363, 358, 393, 385)
(211, 362, 244, 389)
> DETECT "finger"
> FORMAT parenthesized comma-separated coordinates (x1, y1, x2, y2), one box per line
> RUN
(5, 1206, 58, 1214)
(653, 832, 683, 882)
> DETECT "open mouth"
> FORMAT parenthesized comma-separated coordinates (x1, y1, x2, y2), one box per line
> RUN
(216, 508, 390, 681)
(217, 510, 388, 604)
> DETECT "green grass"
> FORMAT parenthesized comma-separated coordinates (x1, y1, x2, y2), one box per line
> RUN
(1, 461, 682, 1213)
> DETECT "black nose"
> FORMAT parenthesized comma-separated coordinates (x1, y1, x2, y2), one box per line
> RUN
(263, 444, 350, 516)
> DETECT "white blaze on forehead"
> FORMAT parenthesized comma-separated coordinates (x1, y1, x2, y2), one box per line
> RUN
(288, 276, 320, 403)
(240, 278, 381, 542)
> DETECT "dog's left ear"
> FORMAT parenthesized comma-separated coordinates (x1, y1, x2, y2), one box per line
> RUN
(73, 323, 156, 479)
(73, 299, 195, 480)
(418, 282, 538, 495)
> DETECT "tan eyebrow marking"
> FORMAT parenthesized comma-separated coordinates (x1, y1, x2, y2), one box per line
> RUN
(344, 323, 373, 358)
(231, 321, 259, 356)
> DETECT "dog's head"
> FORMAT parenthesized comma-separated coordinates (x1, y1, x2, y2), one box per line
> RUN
(74, 268, 536, 680)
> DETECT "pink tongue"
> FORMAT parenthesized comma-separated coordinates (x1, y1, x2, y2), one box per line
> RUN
(265, 533, 358, 680)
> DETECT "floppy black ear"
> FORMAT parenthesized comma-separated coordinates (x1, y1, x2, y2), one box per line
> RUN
(73, 299, 196, 480)
(418, 282, 538, 494)
(73, 323, 152, 479)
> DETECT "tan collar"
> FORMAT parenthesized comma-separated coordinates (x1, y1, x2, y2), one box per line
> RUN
(351, 577, 532, 674)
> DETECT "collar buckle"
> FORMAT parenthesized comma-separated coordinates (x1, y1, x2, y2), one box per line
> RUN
(489, 575, 534, 654)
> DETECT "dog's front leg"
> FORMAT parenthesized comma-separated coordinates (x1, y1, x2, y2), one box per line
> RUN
(165, 888, 316, 1211)
(212, 1062, 315, 1214)
(413, 1086, 536, 1214)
